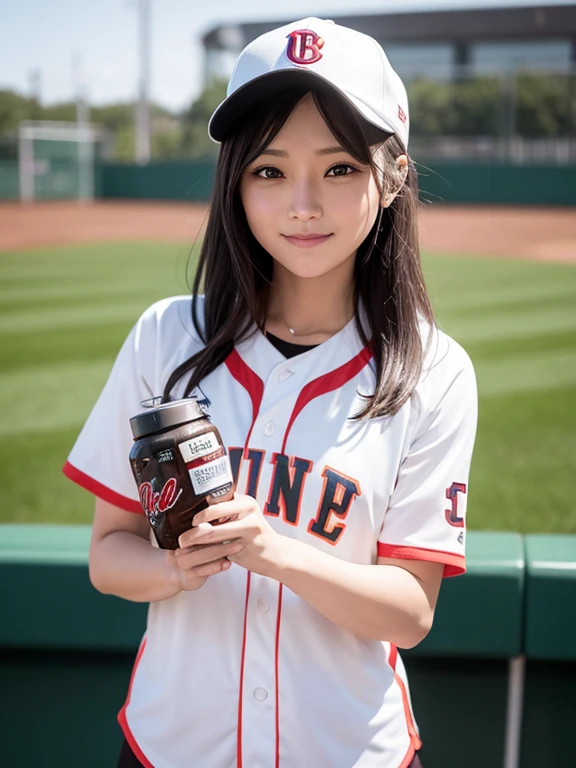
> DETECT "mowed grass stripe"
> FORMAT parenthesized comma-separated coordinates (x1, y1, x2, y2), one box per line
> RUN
(0, 285, 187, 315)
(424, 254, 576, 346)
(0, 241, 195, 281)
(0, 241, 189, 436)
(441, 292, 575, 319)
(474, 347, 576, 397)
(0, 425, 99, 524)
(0, 300, 156, 334)
(463, 329, 576, 362)
(0, 360, 115, 438)
(422, 253, 576, 288)
(2, 322, 134, 371)
(435, 302, 576, 344)
(428, 280, 576, 312)
(0, 242, 195, 339)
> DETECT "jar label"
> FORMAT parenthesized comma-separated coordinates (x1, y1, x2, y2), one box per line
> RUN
(189, 455, 233, 494)
(178, 432, 220, 463)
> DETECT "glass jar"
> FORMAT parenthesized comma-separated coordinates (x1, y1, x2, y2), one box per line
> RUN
(129, 398, 234, 549)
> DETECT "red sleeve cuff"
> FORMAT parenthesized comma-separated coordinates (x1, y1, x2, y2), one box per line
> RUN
(62, 461, 143, 514)
(377, 542, 466, 578)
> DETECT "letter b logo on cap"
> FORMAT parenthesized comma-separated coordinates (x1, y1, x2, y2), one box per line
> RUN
(286, 29, 325, 65)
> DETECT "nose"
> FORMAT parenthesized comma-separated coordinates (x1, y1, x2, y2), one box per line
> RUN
(288, 178, 322, 221)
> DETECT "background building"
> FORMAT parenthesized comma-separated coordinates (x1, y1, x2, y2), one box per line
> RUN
(203, 4, 576, 163)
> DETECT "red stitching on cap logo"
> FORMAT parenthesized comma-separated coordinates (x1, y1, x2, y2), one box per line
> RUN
(398, 105, 407, 124)
(286, 30, 325, 65)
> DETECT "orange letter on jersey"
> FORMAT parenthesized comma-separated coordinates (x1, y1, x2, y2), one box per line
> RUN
(308, 467, 361, 545)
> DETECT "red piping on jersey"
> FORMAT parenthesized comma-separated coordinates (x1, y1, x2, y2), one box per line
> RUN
(117, 637, 153, 768)
(281, 344, 372, 453)
(225, 349, 264, 768)
(398, 744, 417, 768)
(62, 461, 143, 514)
(275, 583, 284, 768)
(389, 644, 422, 753)
(225, 349, 264, 457)
(377, 542, 466, 578)
(237, 570, 252, 768)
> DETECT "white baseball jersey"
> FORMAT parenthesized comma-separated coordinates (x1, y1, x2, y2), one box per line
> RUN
(64, 295, 477, 768)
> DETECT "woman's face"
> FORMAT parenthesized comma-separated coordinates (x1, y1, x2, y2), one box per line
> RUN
(239, 93, 383, 281)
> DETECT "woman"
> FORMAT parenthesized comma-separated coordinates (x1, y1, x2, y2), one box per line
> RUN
(64, 17, 477, 768)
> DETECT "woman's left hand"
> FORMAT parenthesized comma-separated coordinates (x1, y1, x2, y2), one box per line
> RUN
(178, 494, 286, 578)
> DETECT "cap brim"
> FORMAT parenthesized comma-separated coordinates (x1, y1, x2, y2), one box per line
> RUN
(208, 68, 393, 145)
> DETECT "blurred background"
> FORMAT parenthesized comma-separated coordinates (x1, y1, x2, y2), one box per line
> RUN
(1, 0, 576, 170)
(0, 2, 575, 768)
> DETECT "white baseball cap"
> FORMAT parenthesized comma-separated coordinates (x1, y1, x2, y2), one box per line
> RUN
(208, 17, 410, 148)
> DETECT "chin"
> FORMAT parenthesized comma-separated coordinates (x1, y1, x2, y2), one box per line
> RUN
(271, 251, 353, 281)
(277, 263, 340, 280)
(289, 269, 332, 280)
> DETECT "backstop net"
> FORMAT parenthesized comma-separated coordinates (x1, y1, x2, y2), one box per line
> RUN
(18, 121, 96, 203)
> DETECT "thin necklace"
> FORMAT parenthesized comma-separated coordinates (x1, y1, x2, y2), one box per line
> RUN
(267, 316, 352, 339)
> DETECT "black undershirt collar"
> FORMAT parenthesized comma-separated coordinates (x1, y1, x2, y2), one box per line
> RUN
(265, 331, 318, 359)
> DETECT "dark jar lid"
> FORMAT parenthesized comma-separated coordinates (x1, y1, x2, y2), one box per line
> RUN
(130, 398, 207, 439)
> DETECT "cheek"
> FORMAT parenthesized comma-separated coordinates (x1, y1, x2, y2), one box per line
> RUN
(241, 186, 278, 228)
(332, 184, 381, 236)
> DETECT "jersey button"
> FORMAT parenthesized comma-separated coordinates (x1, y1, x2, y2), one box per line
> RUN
(258, 598, 270, 613)
(278, 369, 293, 382)
(264, 421, 276, 437)
(254, 687, 268, 702)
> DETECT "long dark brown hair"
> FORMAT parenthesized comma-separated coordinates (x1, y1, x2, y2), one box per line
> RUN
(163, 85, 435, 419)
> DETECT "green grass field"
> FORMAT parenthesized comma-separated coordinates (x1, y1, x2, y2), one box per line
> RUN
(1, 241, 575, 533)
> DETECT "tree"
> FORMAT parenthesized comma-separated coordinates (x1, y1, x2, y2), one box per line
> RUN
(407, 78, 451, 137)
(0, 90, 42, 134)
(0, 88, 183, 161)
(515, 73, 575, 137)
(42, 102, 76, 122)
(90, 103, 134, 132)
(181, 79, 227, 158)
(450, 76, 501, 136)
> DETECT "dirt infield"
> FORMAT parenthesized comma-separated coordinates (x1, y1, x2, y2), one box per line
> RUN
(0, 201, 575, 262)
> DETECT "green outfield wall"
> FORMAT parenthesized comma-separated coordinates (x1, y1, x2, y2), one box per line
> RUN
(417, 161, 576, 206)
(98, 159, 576, 206)
(0, 161, 18, 200)
(101, 159, 216, 202)
(1, 526, 575, 768)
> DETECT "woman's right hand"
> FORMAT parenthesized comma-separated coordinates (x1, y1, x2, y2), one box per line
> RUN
(89, 499, 241, 602)
(167, 539, 244, 591)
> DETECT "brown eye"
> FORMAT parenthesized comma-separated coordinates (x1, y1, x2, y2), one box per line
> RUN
(254, 166, 283, 179)
(327, 164, 356, 177)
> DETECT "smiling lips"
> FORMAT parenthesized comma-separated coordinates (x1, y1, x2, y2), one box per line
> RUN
(282, 233, 333, 248)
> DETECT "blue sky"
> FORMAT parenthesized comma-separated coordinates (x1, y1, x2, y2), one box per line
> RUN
(0, 0, 572, 111)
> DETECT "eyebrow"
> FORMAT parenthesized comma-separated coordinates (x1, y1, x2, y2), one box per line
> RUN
(258, 146, 349, 158)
